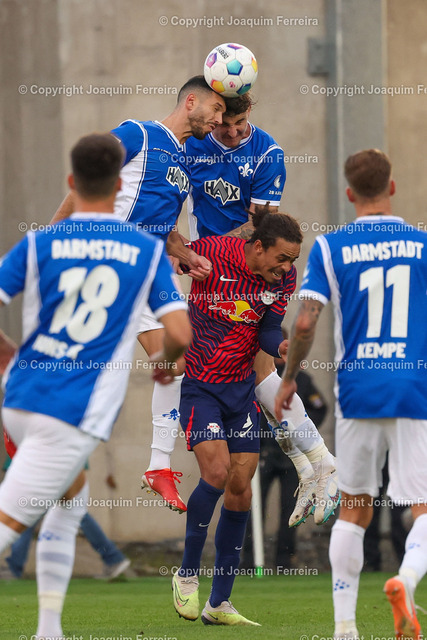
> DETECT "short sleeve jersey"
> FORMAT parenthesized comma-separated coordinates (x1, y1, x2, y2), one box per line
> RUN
(185, 124, 286, 238)
(111, 120, 190, 242)
(0, 214, 186, 439)
(300, 215, 427, 419)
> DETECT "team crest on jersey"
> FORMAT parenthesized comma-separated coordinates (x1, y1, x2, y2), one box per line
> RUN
(207, 423, 221, 433)
(238, 163, 253, 177)
(204, 178, 240, 204)
(166, 166, 189, 193)
(261, 291, 278, 305)
(274, 175, 281, 189)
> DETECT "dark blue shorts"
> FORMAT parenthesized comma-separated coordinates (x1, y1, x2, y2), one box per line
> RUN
(179, 374, 260, 453)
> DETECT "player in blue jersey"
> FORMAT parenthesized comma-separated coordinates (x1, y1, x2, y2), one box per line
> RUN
(172, 210, 304, 626)
(275, 149, 427, 640)
(51, 77, 226, 514)
(182, 92, 339, 527)
(0, 133, 192, 640)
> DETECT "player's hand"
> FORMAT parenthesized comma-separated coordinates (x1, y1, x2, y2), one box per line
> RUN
(169, 255, 184, 275)
(186, 251, 212, 281)
(150, 350, 177, 385)
(0, 331, 18, 375)
(274, 378, 297, 421)
(278, 339, 288, 362)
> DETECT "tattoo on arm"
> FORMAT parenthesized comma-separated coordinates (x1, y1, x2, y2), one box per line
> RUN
(224, 220, 254, 239)
(283, 299, 324, 381)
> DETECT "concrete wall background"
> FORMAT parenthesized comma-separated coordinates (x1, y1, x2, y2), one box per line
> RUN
(0, 0, 426, 542)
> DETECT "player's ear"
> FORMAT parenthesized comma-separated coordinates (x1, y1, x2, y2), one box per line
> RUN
(68, 174, 75, 190)
(116, 177, 122, 193)
(346, 187, 355, 203)
(185, 92, 197, 112)
(389, 179, 396, 196)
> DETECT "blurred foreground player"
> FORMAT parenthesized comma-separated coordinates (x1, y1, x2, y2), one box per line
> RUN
(0, 133, 191, 639)
(276, 149, 427, 640)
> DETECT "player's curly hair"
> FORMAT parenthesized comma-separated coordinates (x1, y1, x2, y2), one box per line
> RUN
(249, 204, 303, 248)
(224, 92, 256, 116)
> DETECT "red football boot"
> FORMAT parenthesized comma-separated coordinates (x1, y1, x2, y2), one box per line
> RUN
(141, 468, 187, 513)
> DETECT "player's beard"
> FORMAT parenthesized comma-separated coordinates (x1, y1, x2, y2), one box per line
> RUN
(188, 113, 211, 140)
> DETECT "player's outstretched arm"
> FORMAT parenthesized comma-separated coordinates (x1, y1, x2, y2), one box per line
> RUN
(0, 326, 18, 375)
(50, 192, 75, 223)
(150, 309, 192, 385)
(274, 298, 324, 419)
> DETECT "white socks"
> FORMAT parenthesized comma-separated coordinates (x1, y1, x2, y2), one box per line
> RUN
(148, 375, 183, 470)
(255, 371, 333, 479)
(399, 512, 427, 592)
(329, 519, 365, 625)
(0, 520, 20, 553)
(36, 482, 89, 639)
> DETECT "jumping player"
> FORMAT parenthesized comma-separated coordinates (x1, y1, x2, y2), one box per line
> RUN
(275, 149, 427, 640)
(173, 210, 304, 625)
(182, 92, 339, 526)
(0, 133, 191, 639)
(50, 77, 225, 513)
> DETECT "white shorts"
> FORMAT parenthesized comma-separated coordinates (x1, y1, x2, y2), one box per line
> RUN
(0, 408, 99, 526)
(336, 417, 427, 504)
(136, 303, 163, 335)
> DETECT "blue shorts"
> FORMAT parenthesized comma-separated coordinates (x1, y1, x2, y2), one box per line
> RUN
(179, 374, 260, 453)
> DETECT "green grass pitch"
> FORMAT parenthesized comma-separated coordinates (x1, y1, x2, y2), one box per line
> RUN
(1, 573, 425, 640)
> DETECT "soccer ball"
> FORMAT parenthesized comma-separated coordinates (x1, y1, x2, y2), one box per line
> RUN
(204, 43, 258, 97)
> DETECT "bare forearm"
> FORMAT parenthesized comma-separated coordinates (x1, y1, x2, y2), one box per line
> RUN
(282, 299, 323, 382)
(166, 230, 191, 262)
(50, 192, 75, 223)
(0, 328, 18, 374)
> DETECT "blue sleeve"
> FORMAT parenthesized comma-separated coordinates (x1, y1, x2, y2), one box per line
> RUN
(258, 307, 284, 357)
(299, 237, 331, 305)
(111, 120, 146, 166)
(251, 146, 286, 205)
(148, 246, 187, 317)
(0, 236, 29, 304)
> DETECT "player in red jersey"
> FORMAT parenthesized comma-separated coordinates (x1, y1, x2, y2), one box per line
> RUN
(172, 210, 302, 625)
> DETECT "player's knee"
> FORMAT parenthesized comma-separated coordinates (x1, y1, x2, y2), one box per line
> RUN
(202, 464, 229, 490)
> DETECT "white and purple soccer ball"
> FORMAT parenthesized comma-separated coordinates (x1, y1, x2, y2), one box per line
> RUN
(204, 43, 258, 97)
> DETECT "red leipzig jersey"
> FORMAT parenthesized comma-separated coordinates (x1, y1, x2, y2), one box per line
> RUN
(185, 236, 296, 383)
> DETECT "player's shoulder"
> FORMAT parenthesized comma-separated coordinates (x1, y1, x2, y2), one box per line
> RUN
(185, 133, 216, 154)
(249, 123, 282, 150)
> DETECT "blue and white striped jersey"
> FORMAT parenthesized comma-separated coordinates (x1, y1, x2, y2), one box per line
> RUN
(111, 120, 190, 242)
(300, 215, 427, 419)
(0, 214, 186, 440)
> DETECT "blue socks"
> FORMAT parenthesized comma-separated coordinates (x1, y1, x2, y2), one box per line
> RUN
(210, 506, 250, 607)
(179, 478, 223, 577)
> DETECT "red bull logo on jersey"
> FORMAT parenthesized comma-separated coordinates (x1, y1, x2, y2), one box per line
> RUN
(208, 299, 262, 324)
